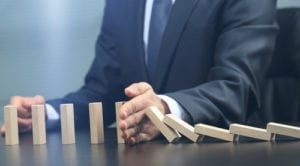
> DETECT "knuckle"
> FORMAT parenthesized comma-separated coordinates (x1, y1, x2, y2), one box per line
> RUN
(140, 82, 151, 89)
(130, 102, 138, 114)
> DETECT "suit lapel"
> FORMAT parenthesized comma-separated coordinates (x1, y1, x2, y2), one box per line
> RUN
(153, 0, 200, 92)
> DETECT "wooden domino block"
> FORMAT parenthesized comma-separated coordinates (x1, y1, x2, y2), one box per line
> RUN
(4, 105, 19, 145)
(32, 105, 46, 145)
(89, 102, 104, 144)
(60, 104, 76, 144)
(229, 123, 271, 141)
(163, 114, 202, 142)
(145, 106, 181, 143)
(194, 123, 234, 142)
(267, 122, 300, 140)
(115, 102, 125, 143)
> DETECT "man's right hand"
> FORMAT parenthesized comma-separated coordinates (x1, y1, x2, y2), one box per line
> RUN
(0, 95, 45, 136)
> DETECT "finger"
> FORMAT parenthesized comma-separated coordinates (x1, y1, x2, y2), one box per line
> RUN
(17, 107, 31, 118)
(128, 133, 151, 144)
(120, 110, 145, 130)
(124, 82, 152, 98)
(23, 97, 36, 110)
(18, 118, 32, 133)
(9, 96, 23, 105)
(122, 118, 159, 139)
(24, 95, 45, 109)
(120, 91, 154, 119)
(10, 96, 31, 118)
(119, 97, 143, 119)
(18, 96, 45, 118)
(121, 125, 141, 139)
(34, 95, 45, 104)
(1, 125, 5, 137)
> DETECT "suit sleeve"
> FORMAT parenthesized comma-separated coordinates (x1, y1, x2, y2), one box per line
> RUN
(167, 0, 278, 127)
(47, 0, 124, 128)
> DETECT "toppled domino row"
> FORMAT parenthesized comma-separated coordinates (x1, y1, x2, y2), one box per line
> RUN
(144, 106, 300, 143)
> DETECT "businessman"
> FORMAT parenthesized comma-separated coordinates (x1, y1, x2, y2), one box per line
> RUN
(1, 0, 278, 144)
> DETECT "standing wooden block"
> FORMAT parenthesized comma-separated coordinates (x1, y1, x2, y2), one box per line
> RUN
(4, 105, 19, 145)
(163, 114, 203, 142)
(145, 106, 181, 143)
(267, 122, 300, 140)
(32, 105, 46, 145)
(194, 123, 234, 142)
(89, 102, 104, 144)
(60, 104, 75, 144)
(229, 124, 271, 141)
(115, 102, 125, 143)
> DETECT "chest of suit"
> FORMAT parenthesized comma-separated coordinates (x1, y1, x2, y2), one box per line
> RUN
(112, 0, 224, 93)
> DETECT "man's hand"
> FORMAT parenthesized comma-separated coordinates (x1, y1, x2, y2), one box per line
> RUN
(0, 95, 45, 136)
(119, 82, 170, 144)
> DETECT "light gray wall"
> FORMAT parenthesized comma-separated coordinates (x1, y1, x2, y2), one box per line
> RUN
(0, 0, 105, 106)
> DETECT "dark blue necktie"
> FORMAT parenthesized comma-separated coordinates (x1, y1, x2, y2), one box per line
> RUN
(147, 0, 172, 81)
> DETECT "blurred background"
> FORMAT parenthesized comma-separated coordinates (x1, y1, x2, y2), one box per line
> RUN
(0, 0, 300, 120)
(0, 0, 104, 105)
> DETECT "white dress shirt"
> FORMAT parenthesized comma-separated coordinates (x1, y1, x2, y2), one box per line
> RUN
(46, 0, 187, 128)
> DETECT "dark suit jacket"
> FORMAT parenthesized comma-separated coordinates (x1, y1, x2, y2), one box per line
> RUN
(262, 8, 300, 124)
(48, 0, 278, 129)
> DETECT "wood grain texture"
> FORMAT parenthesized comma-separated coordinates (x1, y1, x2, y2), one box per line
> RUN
(115, 102, 125, 143)
(230, 124, 271, 141)
(60, 104, 76, 144)
(194, 123, 234, 142)
(163, 114, 202, 142)
(32, 105, 46, 145)
(4, 105, 19, 145)
(145, 107, 181, 143)
(267, 122, 300, 139)
(89, 102, 104, 144)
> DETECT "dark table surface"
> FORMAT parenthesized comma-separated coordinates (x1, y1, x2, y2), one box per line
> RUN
(1, 128, 300, 166)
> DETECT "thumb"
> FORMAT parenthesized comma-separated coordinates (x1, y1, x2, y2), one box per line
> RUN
(124, 82, 152, 98)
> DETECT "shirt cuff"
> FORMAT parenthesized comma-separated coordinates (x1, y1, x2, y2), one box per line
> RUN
(45, 104, 60, 129)
(158, 95, 189, 121)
